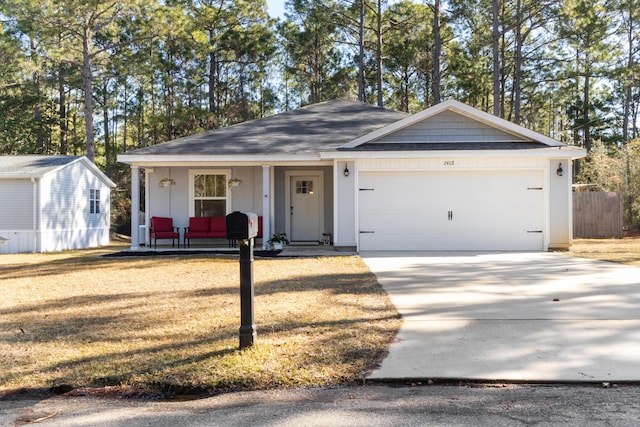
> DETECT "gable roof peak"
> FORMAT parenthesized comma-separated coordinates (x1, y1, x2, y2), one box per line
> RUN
(341, 99, 565, 149)
(0, 155, 115, 187)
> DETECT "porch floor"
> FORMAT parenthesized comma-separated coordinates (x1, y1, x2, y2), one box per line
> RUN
(134, 242, 354, 257)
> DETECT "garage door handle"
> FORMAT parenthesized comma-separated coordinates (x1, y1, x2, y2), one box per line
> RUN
(527, 230, 543, 233)
(359, 231, 375, 234)
(448, 211, 453, 220)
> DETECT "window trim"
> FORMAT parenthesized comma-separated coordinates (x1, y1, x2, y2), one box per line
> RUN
(89, 188, 100, 214)
(188, 169, 231, 217)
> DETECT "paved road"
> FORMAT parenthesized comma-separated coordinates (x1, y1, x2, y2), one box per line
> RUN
(2, 384, 640, 426)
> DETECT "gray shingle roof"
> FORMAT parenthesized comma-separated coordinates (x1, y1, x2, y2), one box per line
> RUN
(124, 99, 409, 156)
(0, 155, 82, 177)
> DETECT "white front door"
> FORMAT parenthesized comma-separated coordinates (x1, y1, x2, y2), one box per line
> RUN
(289, 174, 323, 242)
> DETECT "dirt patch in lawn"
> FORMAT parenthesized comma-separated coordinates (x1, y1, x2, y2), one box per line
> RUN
(0, 248, 400, 397)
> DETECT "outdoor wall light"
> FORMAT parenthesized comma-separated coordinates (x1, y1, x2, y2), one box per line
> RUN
(228, 177, 242, 188)
(158, 177, 175, 188)
(343, 164, 350, 177)
(556, 163, 563, 177)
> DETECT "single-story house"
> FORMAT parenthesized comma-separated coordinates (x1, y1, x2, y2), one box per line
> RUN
(0, 155, 116, 254)
(117, 99, 586, 252)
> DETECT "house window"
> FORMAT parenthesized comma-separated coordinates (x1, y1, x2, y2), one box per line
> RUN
(90, 189, 100, 214)
(193, 173, 227, 216)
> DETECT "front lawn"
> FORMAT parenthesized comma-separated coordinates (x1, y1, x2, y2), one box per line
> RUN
(569, 236, 640, 267)
(0, 248, 400, 396)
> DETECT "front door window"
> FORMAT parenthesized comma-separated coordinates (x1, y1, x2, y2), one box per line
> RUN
(296, 180, 314, 195)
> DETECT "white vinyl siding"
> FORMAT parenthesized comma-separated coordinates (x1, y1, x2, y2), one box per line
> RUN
(39, 160, 111, 251)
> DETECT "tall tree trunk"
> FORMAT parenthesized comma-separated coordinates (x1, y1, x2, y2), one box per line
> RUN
(123, 80, 128, 155)
(135, 87, 144, 150)
(58, 63, 68, 154)
(623, 84, 631, 143)
(376, 0, 383, 107)
(358, 0, 365, 102)
(208, 30, 216, 115)
(622, 2, 635, 142)
(491, 0, 500, 117)
(151, 75, 158, 145)
(239, 62, 248, 120)
(312, 37, 320, 103)
(582, 70, 591, 153)
(513, 0, 523, 124)
(500, 14, 507, 118)
(432, 0, 442, 104)
(31, 38, 44, 153)
(82, 28, 95, 162)
(166, 68, 174, 141)
(402, 67, 409, 112)
(102, 79, 110, 175)
(259, 68, 265, 118)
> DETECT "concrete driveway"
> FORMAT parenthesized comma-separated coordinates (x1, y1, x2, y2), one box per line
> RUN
(361, 252, 640, 382)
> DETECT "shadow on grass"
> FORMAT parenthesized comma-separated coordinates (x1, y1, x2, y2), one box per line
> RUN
(0, 252, 226, 281)
(1, 255, 401, 396)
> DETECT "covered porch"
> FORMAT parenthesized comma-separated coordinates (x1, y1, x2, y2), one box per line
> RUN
(126, 162, 344, 251)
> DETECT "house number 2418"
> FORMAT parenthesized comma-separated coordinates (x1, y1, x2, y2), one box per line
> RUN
(443, 160, 455, 166)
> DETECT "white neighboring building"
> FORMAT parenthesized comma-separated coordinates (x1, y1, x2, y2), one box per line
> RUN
(0, 155, 116, 254)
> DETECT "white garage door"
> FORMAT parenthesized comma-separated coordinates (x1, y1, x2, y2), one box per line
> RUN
(358, 170, 544, 251)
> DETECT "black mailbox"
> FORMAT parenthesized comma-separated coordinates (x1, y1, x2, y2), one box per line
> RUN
(226, 211, 258, 240)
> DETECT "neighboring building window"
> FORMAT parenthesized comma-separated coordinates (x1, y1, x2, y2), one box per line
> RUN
(90, 189, 100, 214)
(193, 174, 227, 216)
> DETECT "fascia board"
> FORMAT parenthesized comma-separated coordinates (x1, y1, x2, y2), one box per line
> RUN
(341, 99, 565, 149)
(117, 154, 325, 164)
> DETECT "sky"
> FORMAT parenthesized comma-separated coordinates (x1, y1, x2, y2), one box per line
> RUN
(265, 0, 408, 20)
(266, 0, 286, 19)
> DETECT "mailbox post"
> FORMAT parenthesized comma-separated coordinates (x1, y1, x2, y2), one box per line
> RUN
(226, 212, 258, 349)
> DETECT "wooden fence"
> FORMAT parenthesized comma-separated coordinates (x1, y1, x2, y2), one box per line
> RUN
(573, 192, 623, 238)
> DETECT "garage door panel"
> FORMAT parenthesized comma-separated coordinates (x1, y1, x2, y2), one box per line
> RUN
(358, 171, 544, 251)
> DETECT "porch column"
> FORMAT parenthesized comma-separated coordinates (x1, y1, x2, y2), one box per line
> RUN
(262, 165, 271, 249)
(130, 165, 140, 251)
(144, 168, 152, 245)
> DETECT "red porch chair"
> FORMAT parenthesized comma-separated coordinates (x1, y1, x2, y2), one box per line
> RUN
(150, 216, 180, 248)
